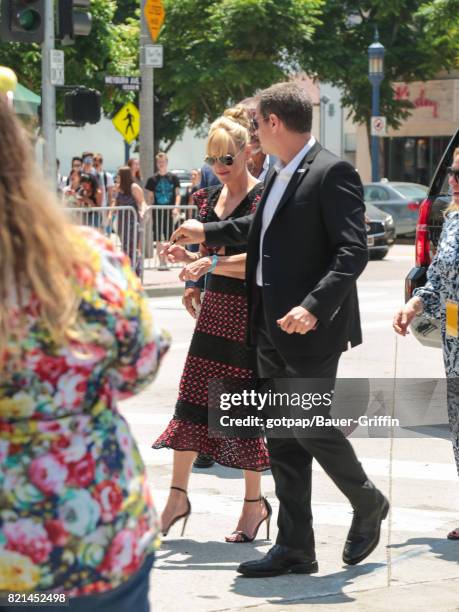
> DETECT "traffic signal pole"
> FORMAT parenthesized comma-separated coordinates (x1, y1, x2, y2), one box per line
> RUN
(139, 2, 154, 182)
(41, 0, 56, 185)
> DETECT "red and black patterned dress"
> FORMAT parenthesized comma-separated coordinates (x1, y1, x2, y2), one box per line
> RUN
(152, 184, 270, 471)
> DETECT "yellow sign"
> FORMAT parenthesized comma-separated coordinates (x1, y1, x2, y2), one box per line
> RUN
(112, 102, 140, 144)
(144, 0, 165, 42)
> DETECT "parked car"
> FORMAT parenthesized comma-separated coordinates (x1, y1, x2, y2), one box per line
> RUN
(404, 128, 459, 348)
(365, 202, 396, 260)
(363, 180, 428, 236)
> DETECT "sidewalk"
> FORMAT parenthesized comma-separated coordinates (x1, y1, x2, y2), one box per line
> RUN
(229, 579, 459, 611)
(141, 436, 459, 612)
(142, 265, 183, 297)
(133, 251, 459, 611)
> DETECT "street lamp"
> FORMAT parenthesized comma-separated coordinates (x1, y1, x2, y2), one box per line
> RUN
(368, 28, 385, 182)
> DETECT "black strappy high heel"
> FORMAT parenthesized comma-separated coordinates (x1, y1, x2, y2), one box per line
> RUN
(161, 486, 192, 537)
(225, 496, 272, 543)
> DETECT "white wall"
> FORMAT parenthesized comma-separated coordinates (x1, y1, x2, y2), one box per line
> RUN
(165, 127, 208, 171)
(56, 117, 129, 175)
(319, 83, 343, 157)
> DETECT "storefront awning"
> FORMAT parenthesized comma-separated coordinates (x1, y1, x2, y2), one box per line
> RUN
(13, 83, 41, 116)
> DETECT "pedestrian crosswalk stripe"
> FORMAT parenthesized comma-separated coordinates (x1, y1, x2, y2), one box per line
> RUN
(131, 437, 457, 482)
(151, 491, 457, 534)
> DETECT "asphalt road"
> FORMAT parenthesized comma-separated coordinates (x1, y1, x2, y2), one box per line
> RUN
(119, 244, 458, 612)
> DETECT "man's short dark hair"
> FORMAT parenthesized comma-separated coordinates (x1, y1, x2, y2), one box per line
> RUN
(258, 82, 313, 133)
(71, 156, 82, 164)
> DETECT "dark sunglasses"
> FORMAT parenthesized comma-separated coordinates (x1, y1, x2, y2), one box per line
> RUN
(250, 117, 259, 131)
(447, 167, 459, 182)
(204, 147, 244, 167)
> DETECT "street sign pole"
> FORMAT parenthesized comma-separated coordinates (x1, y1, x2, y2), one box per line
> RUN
(139, 2, 154, 183)
(41, 0, 57, 185)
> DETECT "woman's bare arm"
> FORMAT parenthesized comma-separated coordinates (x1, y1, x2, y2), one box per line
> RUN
(131, 183, 147, 218)
(180, 253, 247, 282)
(212, 253, 246, 279)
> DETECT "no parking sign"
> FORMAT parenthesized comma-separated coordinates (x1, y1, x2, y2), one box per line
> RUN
(371, 116, 387, 136)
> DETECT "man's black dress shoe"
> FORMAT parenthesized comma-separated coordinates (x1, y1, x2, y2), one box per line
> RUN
(343, 495, 389, 565)
(237, 544, 318, 578)
(193, 454, 215, 469)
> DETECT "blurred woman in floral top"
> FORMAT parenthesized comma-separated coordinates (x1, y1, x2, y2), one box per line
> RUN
(0, 95, 168, 610)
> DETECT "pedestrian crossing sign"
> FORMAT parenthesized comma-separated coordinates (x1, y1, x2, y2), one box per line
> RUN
(112, 102, 140, 144)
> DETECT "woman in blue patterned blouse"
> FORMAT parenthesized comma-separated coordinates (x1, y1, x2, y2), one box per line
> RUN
(393, 147, 459, 541)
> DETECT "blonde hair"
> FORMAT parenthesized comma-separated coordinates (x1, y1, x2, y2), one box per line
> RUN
(446, 147, 459, 215)
(206, 105, 250, 157)
(0, 96, 88, 369)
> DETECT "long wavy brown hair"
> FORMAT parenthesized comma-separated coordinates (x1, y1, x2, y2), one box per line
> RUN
(0, 95, 87, 369)
(118, 166, 134, 195)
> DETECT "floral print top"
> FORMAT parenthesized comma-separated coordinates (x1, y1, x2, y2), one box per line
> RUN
(0, 228, 169, 596)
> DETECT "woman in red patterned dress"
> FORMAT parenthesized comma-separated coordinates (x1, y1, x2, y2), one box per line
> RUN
(152, 107, 271, 543)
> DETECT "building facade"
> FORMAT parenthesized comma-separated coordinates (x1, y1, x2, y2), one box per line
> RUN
(383, 75, 459, 185)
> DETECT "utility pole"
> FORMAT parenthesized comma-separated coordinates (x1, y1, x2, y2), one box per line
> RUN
(139, 3, 154, 182)
(41, 0, 56, 185)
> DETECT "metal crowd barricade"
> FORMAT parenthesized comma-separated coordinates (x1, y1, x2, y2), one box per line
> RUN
(142, 205, 198, 278)
(64, 205, 140, 272)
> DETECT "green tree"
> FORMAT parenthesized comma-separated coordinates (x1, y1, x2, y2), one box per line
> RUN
(1, 0, 323, 147)
(0, 0, 138, 117)
(153, 0, 324, 149)
(123, 0, 324, 152)
(300, 1, 459, 131)
(2, 0, 457, 148)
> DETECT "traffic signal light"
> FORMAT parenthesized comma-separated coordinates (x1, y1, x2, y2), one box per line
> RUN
(64, 88, 100, 124)
(0, 0, 45, 43)
(57, 0, 91, 46)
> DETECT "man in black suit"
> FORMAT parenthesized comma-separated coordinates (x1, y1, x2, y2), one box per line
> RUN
(169, 82, 388, 578)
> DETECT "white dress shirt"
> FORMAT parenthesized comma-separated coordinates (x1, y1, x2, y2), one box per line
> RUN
(256, 136, 316, 286)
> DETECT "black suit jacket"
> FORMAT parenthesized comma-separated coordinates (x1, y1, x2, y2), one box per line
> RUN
(204, 142, 368, 359)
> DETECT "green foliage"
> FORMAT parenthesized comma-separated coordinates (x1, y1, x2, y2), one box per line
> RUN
(300, 1, 459, 130)
(153, 0, 323, 147)
(113, 0, 137, 24)
(2, 0, 457, 147)
(1, 0, 323, 147)
(0, 0, 138, 118)
(417, 0, 459, 60)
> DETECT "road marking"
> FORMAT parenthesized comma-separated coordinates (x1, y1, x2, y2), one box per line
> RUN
(151, 490, 457, 534)
(132, 437, 457, 482)
(360, 303, 399, 313)
(315, 457, 458, 482)
(362, 319, 394, 330)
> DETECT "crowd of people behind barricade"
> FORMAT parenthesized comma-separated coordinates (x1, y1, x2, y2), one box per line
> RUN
(56, 151, 207, 274)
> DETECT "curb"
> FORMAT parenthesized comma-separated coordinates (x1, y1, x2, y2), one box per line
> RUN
(144, 286, 183, 298)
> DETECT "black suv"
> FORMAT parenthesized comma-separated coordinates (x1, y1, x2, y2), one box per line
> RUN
(404, 128, 459, 348)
